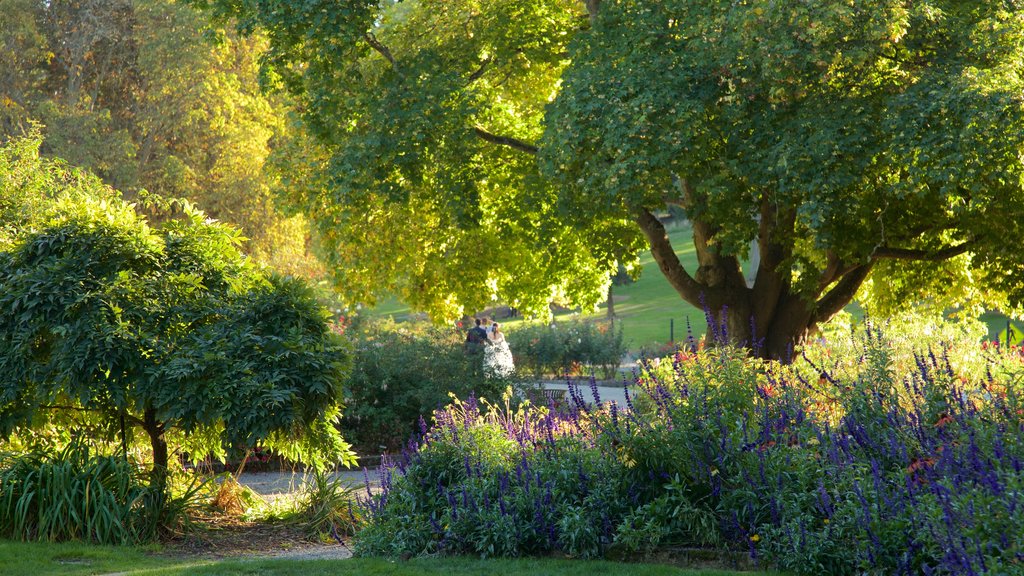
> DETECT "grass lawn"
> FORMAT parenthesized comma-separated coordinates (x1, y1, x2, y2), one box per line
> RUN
(0, 540, 773, 576)
(476, 223, 738, 353)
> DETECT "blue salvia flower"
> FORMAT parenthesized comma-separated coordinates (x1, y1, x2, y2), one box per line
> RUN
(363, 467, 375, 500)
(817, 482, 834, 518)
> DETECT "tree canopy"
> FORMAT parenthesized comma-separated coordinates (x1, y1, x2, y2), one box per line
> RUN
(0, 0, 321, 277)
(197, 0, 1024, 356)
(0, 136, 355, 488)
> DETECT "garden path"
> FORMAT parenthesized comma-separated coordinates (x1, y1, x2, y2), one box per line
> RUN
(531, 380, 631, 407)
(237, 468, 379, 504)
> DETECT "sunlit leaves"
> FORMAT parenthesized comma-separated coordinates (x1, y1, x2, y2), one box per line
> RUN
(0, 138, 355, 471)
(547, 0, 1024, 316)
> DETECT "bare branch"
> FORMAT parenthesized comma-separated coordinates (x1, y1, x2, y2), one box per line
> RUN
(364, 32, 398, 72)
(39, 404, 145, 427)
(473, 126, 539, 154)
(636, 207, 704, 303)
(813, 263, 874, 324)
(467, 56, 492, 84)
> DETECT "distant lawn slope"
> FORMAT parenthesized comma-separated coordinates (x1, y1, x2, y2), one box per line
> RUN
(596, 223, 707, 351)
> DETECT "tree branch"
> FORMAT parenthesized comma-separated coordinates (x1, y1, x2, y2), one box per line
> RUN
(39, 404, 145, 427)
(636, 207, 704, 304)
(676, 177, 746, 291)
(467, 56, 493, 84)
(813, 263, 874, 324)
(752, 202, 795, 327)
(871, 241, 972, 262)
(473, 126, 539, 154)
(364, 33, 398, 72)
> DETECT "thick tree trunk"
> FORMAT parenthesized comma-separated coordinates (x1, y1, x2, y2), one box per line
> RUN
(637, 202, 873, 364)
(142, 407, 168, 494)
(606, 284, 615, 319)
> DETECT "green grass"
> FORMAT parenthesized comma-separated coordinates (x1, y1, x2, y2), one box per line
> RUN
(363, 297, 412, 321)
(494, 223, 717, 353)
(0, 540, 172, 576)
(597, 223, 707, 350)
(0, 540, 773, 576)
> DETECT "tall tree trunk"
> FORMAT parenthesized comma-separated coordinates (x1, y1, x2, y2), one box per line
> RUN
(606, 284, 615, 319)
(142, 407, 168, 494)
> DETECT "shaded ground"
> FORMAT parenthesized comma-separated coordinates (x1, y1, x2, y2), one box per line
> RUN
(155, 469, 377, 561)
(161, 513, 354, 561)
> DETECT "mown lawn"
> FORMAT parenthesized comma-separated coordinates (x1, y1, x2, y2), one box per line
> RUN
(0, 540, 773, 576)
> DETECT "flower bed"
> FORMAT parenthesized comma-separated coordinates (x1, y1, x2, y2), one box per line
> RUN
(354, 315, 1024, 574)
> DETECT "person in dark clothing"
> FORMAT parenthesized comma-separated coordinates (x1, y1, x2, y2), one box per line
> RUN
(464, 318, 489, 354)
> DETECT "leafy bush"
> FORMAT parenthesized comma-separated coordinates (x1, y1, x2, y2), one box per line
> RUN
(0, 441, 203, 544)
(298, 468, 362, 541)
(355, 314, 1024, 574)
(342, 319, 513, 455)
(0, 138, 357, 490)
(506, 319, 626, 379)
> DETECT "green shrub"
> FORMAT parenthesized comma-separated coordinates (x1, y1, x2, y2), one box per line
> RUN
(506, 319, 626, 379)
(0, 441, 203, 544)
(299, 468, 362, 541)
(356, 313, 1024, 573)
(342, 319, 513, 454)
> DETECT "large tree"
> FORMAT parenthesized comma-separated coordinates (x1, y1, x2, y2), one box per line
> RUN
(0, 0, 322, 277)
(197, 0, 1024, 358)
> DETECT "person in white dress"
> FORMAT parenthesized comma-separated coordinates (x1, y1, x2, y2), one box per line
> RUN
(483, 322, 515, 378)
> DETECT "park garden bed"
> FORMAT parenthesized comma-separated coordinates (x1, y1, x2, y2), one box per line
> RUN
(353, 314, 1024, 575)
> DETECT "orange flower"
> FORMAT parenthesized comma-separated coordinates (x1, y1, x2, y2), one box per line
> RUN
(906, 457, 936, 474)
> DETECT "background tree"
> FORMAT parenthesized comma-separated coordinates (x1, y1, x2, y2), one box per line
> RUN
(198, 0, 1024, 357)
(0, 0, 322, 277)
(0, 137, 355, 492)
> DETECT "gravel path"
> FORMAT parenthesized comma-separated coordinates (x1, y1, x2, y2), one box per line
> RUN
(236, 468, 379, 504)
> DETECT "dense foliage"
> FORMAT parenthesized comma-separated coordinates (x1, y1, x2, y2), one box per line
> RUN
(0, 441, 202, 544)
(0, 137, 355, 491)
(0, 0, 319, 276)
(342, 319, 511, 455)
(505, 319, 626, 380)
(356, 314, 1024, 574)
(192, 0, 1024, 357)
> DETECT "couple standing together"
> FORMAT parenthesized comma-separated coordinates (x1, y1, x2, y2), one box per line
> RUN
(465, 318, 515, 377)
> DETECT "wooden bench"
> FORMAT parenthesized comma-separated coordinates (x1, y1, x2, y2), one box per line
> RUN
(522, 387, 567, 407)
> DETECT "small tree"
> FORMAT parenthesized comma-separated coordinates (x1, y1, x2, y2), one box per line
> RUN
(0, 143, 354, 492)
